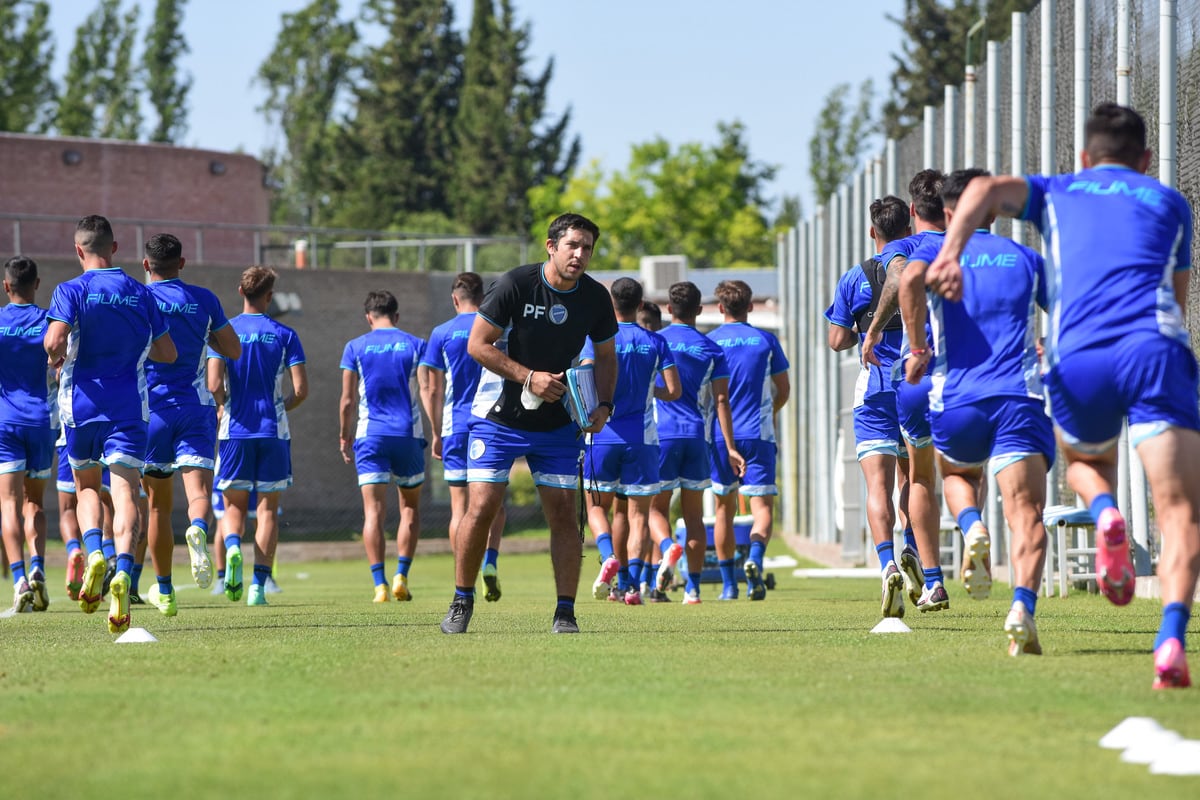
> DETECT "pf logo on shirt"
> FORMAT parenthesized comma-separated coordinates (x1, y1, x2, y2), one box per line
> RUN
(521, 303, 569, 325)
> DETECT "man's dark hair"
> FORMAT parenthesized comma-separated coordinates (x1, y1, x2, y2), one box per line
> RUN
(637, 301, 663, 331)
(1085, 103, 1147, 167)
(4, 255, 38, 290)
(547, 213, 600, 246)
(869, 196, 911, 242)
(941, 168, 991, 210)
(610, 276, 643, 315)
(240, 265, 277, 301)
(714, 279, 752, 318)
(364, 289, 398, 317)
(908, 169, 946, 226)
(667, 281, 702, 319)
(451, 272, 484, 304)
(144, 233, 183, 274)
(75, 214, 114, 255)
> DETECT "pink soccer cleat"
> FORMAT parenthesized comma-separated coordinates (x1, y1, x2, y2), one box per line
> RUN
(1152, 638, 1191, 690)
(656, 543, 683, 593)
(591, 556, 620, 601)
(1095, 507, 1135, 606)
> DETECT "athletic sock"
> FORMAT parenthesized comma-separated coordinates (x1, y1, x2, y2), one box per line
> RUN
(956, 507, 982, 535)
(115, 553, 134, 576)
(483, 548, 499, 569)
(1155, 602, 1191, 650)
(370, 563, 386, 586)
(66, 538, 82, 555)
(101, 539, 116, 560)
(157, 574, 173, 595)
(1013, 586, 1038, 616)
(556, 596, 574, 615)
(875, 541, 895, 570)
(190, 518, 208, 534)
(454, 586, 475, 602)
(686, 571, 701, 593)
(82, 528, 103, 555)
(30, 555, 44, 576)
(252, 564, 272, 587)
(748, 540, 766, 569)
(130, 563, 144, 593)
(1089, 493, 1117, 524)
(647, 562, 660, 589)
(224, 534, 241, 551)
(903, 528, 918, 552)
(10, 562, 26, 584)
(617, 566, 632, 592)
(595, 532, 615, 562)
(396, 556, 412, 578)
(628, 559, 645, 589)
(923, 567, 944, 590)
(719, 558, 736, 591)
(659, 538, 675, 557)
(217, 569, 225, 582)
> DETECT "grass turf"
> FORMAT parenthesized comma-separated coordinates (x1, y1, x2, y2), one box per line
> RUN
(2, 546, 1197, 799)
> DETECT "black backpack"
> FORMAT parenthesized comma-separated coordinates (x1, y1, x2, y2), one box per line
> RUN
(851, 257, 903, 334)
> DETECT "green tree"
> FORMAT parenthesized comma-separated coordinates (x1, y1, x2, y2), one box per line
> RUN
(809, 80, 876, 205)
(257, 0, 357, 224)
(144, 0, 192, 143)
(57, 0, 142, 139)
(0, 0, 56, 133)
(774, 195, 803, 230)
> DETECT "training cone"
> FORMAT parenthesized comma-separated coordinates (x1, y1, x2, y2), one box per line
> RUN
(1099, 717, 1164, 750)
(1150, 740, 1200, 776)
(114, 627, 158, 644)
(1120, 730, 1182, 764)
(870, 618, 911, 634)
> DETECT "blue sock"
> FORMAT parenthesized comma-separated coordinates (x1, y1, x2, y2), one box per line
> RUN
(686, 571, 701, 593)
(10, 562, 26, 584)
(190, 518, 208, 534)
(923, 567, 944, 590)
(556, 596, 574, 614)
(82, 528, 103, 555)
(595, 533, 614, 562)
(253, 564, 272, 587)
(66, 538, 82, 555)
(1089, 493, 1117, 523)
(1155, 602, 1191, 650)
(115, 553, 134, 576)
(647, 562, 660, 588)
(130, 563, 144, 592)
(454, 586, 475, 601)
(30, 555, 44, 576)
(157, 574, 173, 595)
(903, 528, 917, 552)
(217, 569, 225, 581)
(1013, 586, 1038, 616)
(956, 507, 982, 535)
(748, 540, 766, 568)
(629, 559, 645, 588)
(483, 548, 498, 569)
(101, 539, 116, 560)
(370, 563, 386, 586)
(719, 558, 737, 590)
(224, 534, 241, 551)
(659, 539, 674, 557)
(875, 541, 895, 570)
(396, 556, 412, 577)
(617, 566, 632, 591)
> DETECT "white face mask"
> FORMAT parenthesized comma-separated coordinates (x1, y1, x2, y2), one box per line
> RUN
(520, 371, 543, 410)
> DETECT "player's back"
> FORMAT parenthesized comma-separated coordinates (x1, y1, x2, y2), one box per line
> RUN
(56, 268, 156, 377)
(423, 312, 480, 436)
(145, 278, 228, 408)
(0, 302, 51, 426)
(220, 313, 304, 439)
(655, 323, 725, 440)
(708, 321, 788, 442)
(343, 327, 425, 439)
(583, 322, 672, 444)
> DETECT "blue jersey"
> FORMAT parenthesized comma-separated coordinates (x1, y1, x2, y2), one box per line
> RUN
(419, 312, 481, 436)
(654, 323, 728, 441)
(341, 327, 426, 439)
(0, 303, 52, 428)
(213, 313, 305, 440)
(145, 278, 230, 410)
(582, 322, 674, 445)
(47, 267, 169, 426)
(708, 321, 789, 442)
(824, 259, 904, 401)
(1020, 165, 1193, 363)
(909, 230, 1047, 411)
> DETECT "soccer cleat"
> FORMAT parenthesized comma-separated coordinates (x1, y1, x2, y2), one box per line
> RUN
(899, 547, 923, 605)
(65, 550, 85, 601)
(718, 586, 739, 601)
(224, 545, 243, 602)
(647, 588, 671, 603)
(656, 543, 683, 593)
(107, 571, 130, 634)
(1095, 507, 1135, 606)
(623, 588, 643, 606)
(881, 561, 905, 618)
(247, 584, 268, 606)
(744, 560, 767, 601)
(372, 584, 390, 603)
(607, 586, 621, 602)
(147, 585, 178, 617)
(682, 589, 702, 605)
(1152, 638, 1191, 689)
(78, 551, 107, 614)
(917, 582, 950, 612)
(101, 555, 117, 597)
(184, 525, 213, 589)
(551, 609, 580, 634)
(211, 580, 226, 596)
(961, 523, 992, 601)
(1004, 601, 1042, 656)
(264, 575, 283, 594)
(391, 573, 412, 602)
(129, 590, 145, 605)
(591, 556, 620, 601)
(29, 569, 49, 611)
(440, 596, 473, 634)
(12, 577, 34, 614)
(482, 563, 502, 602)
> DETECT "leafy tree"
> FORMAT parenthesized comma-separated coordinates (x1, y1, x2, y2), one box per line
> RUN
(144, 0, 192, 143)
(99, 3, 142, 139)
(774, 194, 803, 230)
(57, 0, 142, 139)
(809, 80, 876, 205)
(0, 0, 56, 133)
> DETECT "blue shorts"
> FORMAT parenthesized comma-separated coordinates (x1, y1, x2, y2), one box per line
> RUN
(56, 444, 110, 493)
(65, 419, 147, 472)
(0, 423, 54, 479)
(215, 438, 292, 493)
(712, 439, 777, 496)
(657, 438, 713, 492)
(853, 392, 901, 460)
(896, 376, 932, 448)
(584, 440, 661, 496)
(467, 418, 582, 488)
(442, 431, 469, 485)
(354, 435, 425, 487)
(1046, 336, 1200, 453)
(932, 395, 1055, 472)
(146, 405, 218, 474)
(212, 488, 259, 519)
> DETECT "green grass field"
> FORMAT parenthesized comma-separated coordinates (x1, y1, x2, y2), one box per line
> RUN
(2, 544, 1198, 799)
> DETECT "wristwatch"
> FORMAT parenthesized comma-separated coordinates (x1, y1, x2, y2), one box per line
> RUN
(597, 401, 615, 415)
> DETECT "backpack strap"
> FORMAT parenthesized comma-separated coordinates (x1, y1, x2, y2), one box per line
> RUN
(851, 258, 904, 333)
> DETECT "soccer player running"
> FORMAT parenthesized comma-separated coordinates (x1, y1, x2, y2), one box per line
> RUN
(141, 234, 241, 616)
(207, 267, 307, 607)
(1, 256, 54, 613)
(708, 279, 789, 600)
(339, 290, 428, 604)
(418, 273, 507, 602)
(584, 277, 680, 606)
(647, 281, 744, 605)
(825, 197, 923, 619)
(926, 104, 1200, 688)
(440, 213, 618, 635)
(44, 215, 176, 634)
(901, 168, 1053, 656)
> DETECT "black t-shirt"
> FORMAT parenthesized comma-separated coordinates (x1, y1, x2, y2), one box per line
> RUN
(477, 262, 619, 432)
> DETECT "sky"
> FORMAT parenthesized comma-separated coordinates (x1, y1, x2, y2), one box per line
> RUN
(47, 0, 908, 215)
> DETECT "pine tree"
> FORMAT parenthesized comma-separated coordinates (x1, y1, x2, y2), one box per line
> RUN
(0, 0, 57, 133)
(57, 0, 142, 140)
(144, 0, 192, 143)
(809, 80, 876, 204)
